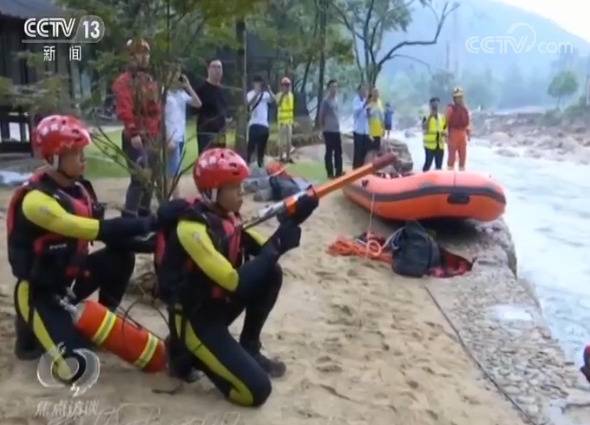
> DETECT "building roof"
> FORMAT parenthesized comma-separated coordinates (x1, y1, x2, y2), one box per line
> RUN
(0, 0, 66, 20)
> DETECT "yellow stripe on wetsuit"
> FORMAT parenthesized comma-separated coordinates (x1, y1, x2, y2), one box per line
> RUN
(21, 190, 99, 240)
(174, 314, 254, 406)
(16, 281, 74, 381)
(245, 228, 267, 247)
(177, 220, 240, 292)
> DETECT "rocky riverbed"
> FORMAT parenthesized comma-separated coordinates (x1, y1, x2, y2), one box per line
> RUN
(470, 112, 590, 164)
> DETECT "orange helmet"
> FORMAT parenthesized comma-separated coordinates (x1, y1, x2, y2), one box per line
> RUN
(126, 38, 150, 55)
(265, 161, 286, 177)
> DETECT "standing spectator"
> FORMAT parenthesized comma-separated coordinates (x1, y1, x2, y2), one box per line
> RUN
(446, 87, 471, 171)
(195, 59, 228, 155)
(319, 79, 342, 179)
(276, 77, 295, 163)
(165, 64, 202, 198)
(112, 38, 161, 218)
(421, 97, 447, 172)
(246, 75, 275, 168)
(352, 84, 370, 169)
(366, 88, 385, 162)
(384, 102, 394, 139)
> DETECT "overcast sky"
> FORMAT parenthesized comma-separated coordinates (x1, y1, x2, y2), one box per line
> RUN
(499, 0, 590, 42)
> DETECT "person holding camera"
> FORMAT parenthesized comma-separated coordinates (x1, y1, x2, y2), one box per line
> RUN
(164, 64, 202, 198)
(246, 76, 275, 168)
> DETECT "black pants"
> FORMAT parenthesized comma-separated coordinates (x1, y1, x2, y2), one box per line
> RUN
(197, 129, 226, 156)
(14, 247, 135, 375)
(369, 137, 381, 153)
(171, 264, 283, 406)
(247, 125, 270, 167)
(323, 132, 343, 178)
(423, 147, 444, 171)
(353, 132, 369, 169)
(122, 132, 156, 217)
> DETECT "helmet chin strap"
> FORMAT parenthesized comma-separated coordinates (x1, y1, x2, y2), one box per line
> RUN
(48, 155, 77, 181)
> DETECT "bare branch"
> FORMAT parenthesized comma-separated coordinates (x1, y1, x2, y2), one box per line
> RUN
(377, 1, 459, 69)
(330, 0, 366, 41)
(389, 54, 433, 74)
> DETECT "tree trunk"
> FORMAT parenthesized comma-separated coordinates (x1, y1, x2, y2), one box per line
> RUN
(234, 19, 248, 157)
(314, 0, 327, 129)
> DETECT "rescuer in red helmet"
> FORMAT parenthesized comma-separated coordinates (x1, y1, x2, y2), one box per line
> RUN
(155, 147, 318, 405)
(6, 115, 162, 380)
(112, 37, 162, 218)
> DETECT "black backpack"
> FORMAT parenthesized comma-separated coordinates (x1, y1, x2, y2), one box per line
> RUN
(390, 221, 441, 277)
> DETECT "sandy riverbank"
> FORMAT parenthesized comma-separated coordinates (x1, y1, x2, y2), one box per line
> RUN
(0, 142, 588, 425)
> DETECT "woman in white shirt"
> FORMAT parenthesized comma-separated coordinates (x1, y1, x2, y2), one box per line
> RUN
(165, 65, 202, 198)
(246, 75, 275, 168)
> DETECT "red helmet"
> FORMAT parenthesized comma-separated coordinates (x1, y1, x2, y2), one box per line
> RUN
(193, 148, 250, 192)
(33, 115, 91, 160)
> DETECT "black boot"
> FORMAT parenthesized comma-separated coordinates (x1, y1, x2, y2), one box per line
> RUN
(242, 340, 286, 378)
(165, 336, 202, 383)
(14, 317, 43, 361)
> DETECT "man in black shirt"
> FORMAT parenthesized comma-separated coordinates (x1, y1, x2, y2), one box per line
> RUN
(195, 59, 228, 155)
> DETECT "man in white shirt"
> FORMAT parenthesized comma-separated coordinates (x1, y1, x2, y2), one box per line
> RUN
(352, 84, 370, 169)
(246, 75, 275, 168)
(165, 64, 202, 198)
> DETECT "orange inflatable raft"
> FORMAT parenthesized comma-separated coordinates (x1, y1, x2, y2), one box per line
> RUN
(343, 170, 506, 222)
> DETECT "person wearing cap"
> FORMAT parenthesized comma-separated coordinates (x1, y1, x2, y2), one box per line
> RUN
(421, 97, 447, 171)
(276, 77, 295, 163)
(112, 38, 162, 218)
(446, 87, 471, 171)
(194, 59, 229, 155)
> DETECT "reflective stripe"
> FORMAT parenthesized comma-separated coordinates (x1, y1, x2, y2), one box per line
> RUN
(92, 310, 117, 346)
(134, 332, 159, 369)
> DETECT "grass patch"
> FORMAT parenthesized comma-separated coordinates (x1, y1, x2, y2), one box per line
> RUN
(286, 161, 327, 183)
(85, 123, 321, 183)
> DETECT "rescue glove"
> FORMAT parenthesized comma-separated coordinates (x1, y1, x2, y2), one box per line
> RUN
(278, 192, 319, 226)
(266, 220, 302, 255)
(155, 199, 192, 229)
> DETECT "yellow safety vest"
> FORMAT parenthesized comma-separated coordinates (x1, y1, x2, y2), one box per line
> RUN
(423, 113, 447, 149)
(368, 101, 384, 138)
(277, 92, 294, 125)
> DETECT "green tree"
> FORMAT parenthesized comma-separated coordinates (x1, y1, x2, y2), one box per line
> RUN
(548, 70, 579, 109)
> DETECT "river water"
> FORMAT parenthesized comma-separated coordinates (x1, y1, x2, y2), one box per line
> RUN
(399, 131, 590, 363)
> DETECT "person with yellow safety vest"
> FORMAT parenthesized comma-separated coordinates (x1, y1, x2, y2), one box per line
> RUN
(421, 97, 447, 171)
(366, 88, 385, 163)
(155, 148, 318, 406)
(276, 77, 295, 163)
(6, 115, 168, 382)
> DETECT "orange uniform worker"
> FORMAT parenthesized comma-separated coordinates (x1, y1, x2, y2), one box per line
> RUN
(446, 87, 471, 171)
